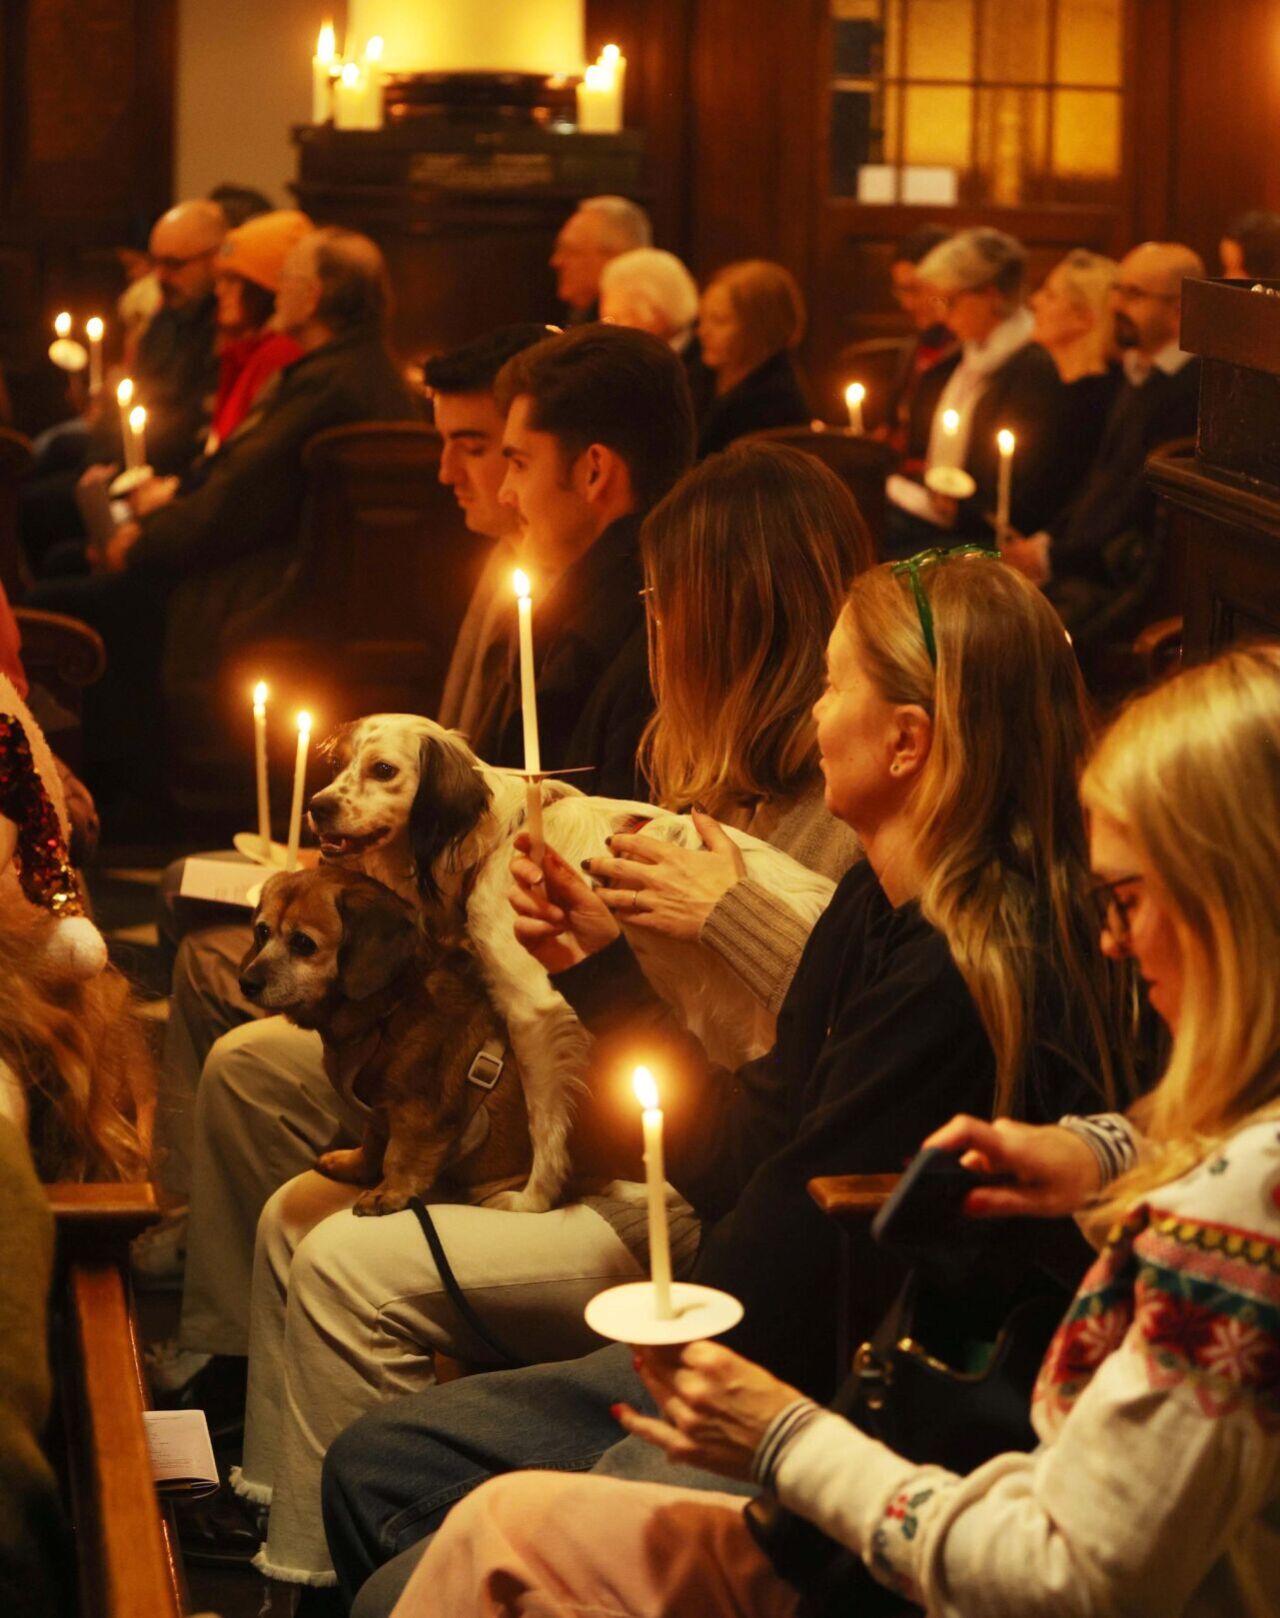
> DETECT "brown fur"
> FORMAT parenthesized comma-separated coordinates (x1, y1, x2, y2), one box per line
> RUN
(239, 866, 529, 1215)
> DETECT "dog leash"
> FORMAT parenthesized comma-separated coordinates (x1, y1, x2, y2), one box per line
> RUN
(408, 1195, 530, 1369)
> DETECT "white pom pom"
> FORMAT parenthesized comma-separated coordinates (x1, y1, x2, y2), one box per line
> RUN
(44, 915, 108, 979)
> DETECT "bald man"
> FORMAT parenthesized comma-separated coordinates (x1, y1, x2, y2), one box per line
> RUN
(1001, 240, 1205, 636)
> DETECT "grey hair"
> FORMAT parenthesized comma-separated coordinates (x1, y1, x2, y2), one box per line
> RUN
(578, 195, 653, 253)
(917, 227, 1027, 302)
(599, 248, 698, 332)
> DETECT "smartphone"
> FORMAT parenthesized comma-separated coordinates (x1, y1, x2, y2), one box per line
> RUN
(871, 1147, 1005, 1254)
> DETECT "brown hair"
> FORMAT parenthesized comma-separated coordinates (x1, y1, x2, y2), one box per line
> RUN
(847, 557, 1132, 1115)
(705, 259, 807, 360)
(0, 908, 153, 1182)
(494, 324, 695, 513)
(639, 442, 874, 815)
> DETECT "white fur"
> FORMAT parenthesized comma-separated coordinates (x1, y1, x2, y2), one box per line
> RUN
(310, 715, 836, 1212)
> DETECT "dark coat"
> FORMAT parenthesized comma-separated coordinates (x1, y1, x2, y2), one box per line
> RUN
(697, 349, 811, 458)
(486, 514, 653, 801)
(909, 341, 1066, 538)
(128, 294, 220, 474)
(558, 860, 1110, 1399)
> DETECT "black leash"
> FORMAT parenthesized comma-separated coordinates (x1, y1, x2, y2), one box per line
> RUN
(408, 1195, 530, 1369)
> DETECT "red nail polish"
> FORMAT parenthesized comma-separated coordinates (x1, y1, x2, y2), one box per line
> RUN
(610, 1403, 624, 1419)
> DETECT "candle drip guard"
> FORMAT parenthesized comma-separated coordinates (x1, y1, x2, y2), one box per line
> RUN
(585, 1281, 744, 1347)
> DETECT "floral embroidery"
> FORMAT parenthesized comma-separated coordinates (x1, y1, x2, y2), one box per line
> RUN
(870, 1488, 935, 1601)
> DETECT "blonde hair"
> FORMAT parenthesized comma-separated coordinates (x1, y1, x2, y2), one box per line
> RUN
(705, 260, 806, 361)
(1052, 248, 1119, 371)
(639, 442, 874, 816)
(847, 557, 1130, 1115)
(0, 907, 153, 1182)
(1082, 646, 1280, 1209)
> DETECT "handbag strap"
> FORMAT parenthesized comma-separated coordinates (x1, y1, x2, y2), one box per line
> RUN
(408, 1196, 529, 1369)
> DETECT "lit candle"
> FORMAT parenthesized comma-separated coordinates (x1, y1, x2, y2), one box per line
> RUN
(85, 316, 105, 396)
(333, 61, 364, 129)
(129, 405, 148, 472)
(313, 21, 336, 123)
(844, 381, 866, 434)
(600, 42, 626, 124)
(49, 311, 88, 373)
(253, 681, 271, 857)
(362, 35, 385, 129)
(996, 428, 1015, 543)
(942, 408, 960, 438)
(513, 569, 544, 863)
(632, 1066, 673, 1319)
(117, 378, 136, 467)
(576, 45, 626, 133)
(286, 710, 312, 872)
(54, 311, 71, 338)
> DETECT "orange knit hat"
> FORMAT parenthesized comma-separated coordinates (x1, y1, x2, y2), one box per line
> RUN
(217, 209, 313, 293)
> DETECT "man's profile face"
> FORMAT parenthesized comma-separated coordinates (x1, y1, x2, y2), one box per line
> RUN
(149, 218, 219, 311)
(434, 391, 520, 541)
(550, 210, 611, 312)
(499, 394, 594, 574)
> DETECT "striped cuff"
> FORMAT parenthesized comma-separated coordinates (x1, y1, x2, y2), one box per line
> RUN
(752, 1397, 823, 1491)
(1059, 1112, 1138, 1186)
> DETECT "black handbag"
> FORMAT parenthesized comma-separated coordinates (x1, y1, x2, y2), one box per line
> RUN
(743, 1268, 1068, 1617)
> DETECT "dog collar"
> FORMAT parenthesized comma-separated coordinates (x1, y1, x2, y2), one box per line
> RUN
(465, 1038, 506, 1092)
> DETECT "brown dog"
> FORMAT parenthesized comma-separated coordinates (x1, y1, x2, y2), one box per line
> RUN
(238, 866, 529, 1215)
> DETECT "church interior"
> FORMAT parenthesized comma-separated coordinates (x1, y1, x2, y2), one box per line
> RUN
(3, 3, 1280, 1616)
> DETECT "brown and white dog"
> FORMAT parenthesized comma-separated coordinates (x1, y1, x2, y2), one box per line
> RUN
(307, 715, 839, 1214)
(238, 865, 528, 1215)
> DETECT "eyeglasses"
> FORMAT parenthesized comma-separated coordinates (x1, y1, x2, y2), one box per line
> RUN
(152, 247, 218, 274)
(890, 544, 1001, 667)
(1087, 873, 1144, 947)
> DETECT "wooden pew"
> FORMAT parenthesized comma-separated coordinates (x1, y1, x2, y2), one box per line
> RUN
(45, 1182, 185, 1618)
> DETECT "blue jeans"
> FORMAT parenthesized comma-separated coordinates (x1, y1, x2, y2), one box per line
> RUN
(321, 1341, 754, 1615)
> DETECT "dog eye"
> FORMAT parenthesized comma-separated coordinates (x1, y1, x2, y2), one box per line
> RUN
(369, 762, 398, 781)
(289, 933, 318, 957)
(253, 921, 270, 946)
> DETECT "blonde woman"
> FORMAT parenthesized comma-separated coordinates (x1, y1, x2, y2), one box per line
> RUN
(322, 552, 1136, 1611)
(696, 260, 810, 456)
(401, 644, 1280, 1618)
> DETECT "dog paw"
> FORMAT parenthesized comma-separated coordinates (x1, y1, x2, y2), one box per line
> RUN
(315, 1148, 379, 1185)
(352, 1184, 415, 1217)
(483, 1187, 555, 1213)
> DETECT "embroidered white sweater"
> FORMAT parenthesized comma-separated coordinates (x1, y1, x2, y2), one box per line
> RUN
(759, 1116, 1280, 1617)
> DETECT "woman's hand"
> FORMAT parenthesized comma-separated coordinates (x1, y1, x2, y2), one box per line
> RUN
(508, 832, 619, 974)
(614, 1340, 803, 1481)
(924, 1114, 1103, 1218)
(584, 811, 747, 940)
(128, 474, 180, 518)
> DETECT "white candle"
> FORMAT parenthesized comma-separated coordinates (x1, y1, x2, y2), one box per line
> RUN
(576, 46, 625, 133)
(844, 381, 866, 434)
(333, 61, 364, 129)
(286, 710, 312, 871)
(600, 42, 626, 124)
(633, 1066, 673, 1319)
(253, 681, 271, 856)
(513, 569, 544, 862)
(129, 405, 148, 472)
(942, 408, 960, 438)
(54, 311, 71, 339)
(362, 35, 385, 128)
(996, 428, 1015, 543)
(85, 316, 104, 396)
(49, 311, 88, 373)
(117, 378, 136, 467)
(313, 22, 337, 122)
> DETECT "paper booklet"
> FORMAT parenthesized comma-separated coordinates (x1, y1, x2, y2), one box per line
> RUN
(178, 856, 264, 908)
(143, 1409, 219, 1497)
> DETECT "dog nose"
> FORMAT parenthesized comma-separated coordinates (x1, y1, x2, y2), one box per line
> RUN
(238, 976, 262, 1002)
(308, 793, 335, 828)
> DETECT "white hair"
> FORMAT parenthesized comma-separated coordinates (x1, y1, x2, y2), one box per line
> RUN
(599, 248, 698, 334)
(916, 227, 1026, 302)
(578, 195, 652, 253)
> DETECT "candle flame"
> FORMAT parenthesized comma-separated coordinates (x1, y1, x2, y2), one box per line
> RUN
(513, 568, 531, 600)
(844, 381, 865, 406)
(584, 62, 609, 88)
(997, 428, 1016, 456)
(602, 43, 622, 63)
(54, 312, 72, 338)
(253, 680, 268, 705)
(129, 405, 147, 432)
(297, 710, 313, 735)
(365, 34, 384, 63)
(942, 408, 959, 435)
(341, 61, 361, 87)
(86, 316, 104, 341)
(117, 377, 134, 407)
(316, 22, 336, 63)
(632, 1065, 659, 1111)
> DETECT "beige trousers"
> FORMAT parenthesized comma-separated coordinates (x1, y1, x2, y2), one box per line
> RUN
(389, 1472, 801, 1618)
(234, 1172, 648, 1585)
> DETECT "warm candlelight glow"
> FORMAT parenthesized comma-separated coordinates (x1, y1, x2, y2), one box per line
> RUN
(341, 61, 360, 88)
(54, 311, 71, 338)
(129, 405, 147, 434)
(602, 43, 622, 64)
(997, 428, 1016, 456)
(365, 34, 385, 63)
(316, 21, 336, 63)
(297, 710, 312, 736)
(117, 377, 134, 407)
(86, 316, 104, 342)
(845, 382, 865, 408)
(633, 1065, 659, 1111)
(253, 680, 268, 707)
(942, 408, 960, 435)
(513, 568, 531, 600)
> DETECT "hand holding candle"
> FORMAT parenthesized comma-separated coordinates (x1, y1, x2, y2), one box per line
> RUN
(286, 711, 313, 871)
(253, 682, 271, 856)
(633, 1066, 673, 1319)
(513, 569, 545, 865)
(844, 381, 866, 434)
(996, 428, 1015, 544)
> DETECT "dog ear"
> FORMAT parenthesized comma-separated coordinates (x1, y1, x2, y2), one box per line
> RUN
(408, 733, 491, 903)
(336, 882, 419, 1002)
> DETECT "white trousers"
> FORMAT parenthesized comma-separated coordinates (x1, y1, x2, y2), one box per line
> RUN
(235, 1170, 648, 1584)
